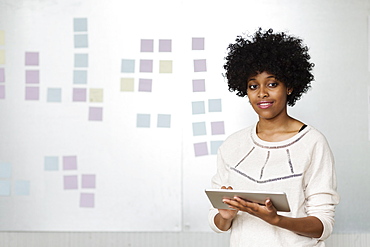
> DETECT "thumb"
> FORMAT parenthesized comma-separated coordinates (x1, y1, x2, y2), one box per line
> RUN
(265, 199, 274, 212)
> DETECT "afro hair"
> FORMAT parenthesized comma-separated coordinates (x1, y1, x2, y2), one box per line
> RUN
(224, 28, 314, 106)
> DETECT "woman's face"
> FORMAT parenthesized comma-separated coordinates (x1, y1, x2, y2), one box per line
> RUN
(247, 71, 291, 121)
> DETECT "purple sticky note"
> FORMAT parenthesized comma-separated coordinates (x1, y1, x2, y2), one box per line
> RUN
(192, 37, 204, 50)
(73, 88, 87, 102)
(194, 59, 207, 72)
(138, 78, 152, 92)
(89, 107, 103, 121)
(63, 156, 77, 170)
(0, 68, 5, 82)
(211, 121, 225, 135)
(140, 59, 153, 73)
(80, 193, 94, 208)
(25, 87, 39, 100)
(141, 39, 154, 52)
(0, 85, 4, 99)
(81, 174, 96, 189)
(192, 79, 205, 92)
(25, 52, 39, 66)
(159, 39, 172, 52)
(194, 142, 208, 157)
(26, 70, 39, 84)
(64, 175, 78, 190)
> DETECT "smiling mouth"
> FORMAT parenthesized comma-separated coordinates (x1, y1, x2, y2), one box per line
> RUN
(257, 102, 273, 109)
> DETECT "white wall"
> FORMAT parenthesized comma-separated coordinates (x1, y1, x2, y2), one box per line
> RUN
(0, 0, 369, 245)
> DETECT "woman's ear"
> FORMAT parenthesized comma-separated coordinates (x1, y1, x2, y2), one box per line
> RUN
(287, 89, 293, 95)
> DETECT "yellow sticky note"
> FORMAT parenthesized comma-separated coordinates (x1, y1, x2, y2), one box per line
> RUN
(89, 88, 104, 102)
(159, 60, 172, 73)
(0, 50, 5, 64)
(120, 78, 134, 92)
(0, 31, 4, 45)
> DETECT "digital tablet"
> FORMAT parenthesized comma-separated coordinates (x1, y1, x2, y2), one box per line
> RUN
(205, 189, 291, 212)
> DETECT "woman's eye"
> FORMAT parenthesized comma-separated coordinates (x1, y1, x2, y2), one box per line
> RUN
(248, 84, 258, 90)
(268, 82, 278, 88)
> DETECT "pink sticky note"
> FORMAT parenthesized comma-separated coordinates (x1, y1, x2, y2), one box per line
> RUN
(64, 175, 78, 190)
(63, 156, 77, 170)
(73, 88, 87, 102)
(194, 142, 208, 157)
(80, 193, 94, 208)
(140, 60, 153, 73)
(0, 68, 5, 82)
(26, 70, 39, 83)
(138, 78, 152, 92)
(192, 79, 205, 92)
(81, 174, 96, 189)
(211, 121, 225, 135)
(25, 52, 39, 66)
(159, 39, 172, 52)
(192, 37, 204, 50)
(0, 85, 5, 99)
(25, 87, 39, 100)
(141, 39, 154, 52)
(89, 107, 103, 121)
(193, 59, 207, 72)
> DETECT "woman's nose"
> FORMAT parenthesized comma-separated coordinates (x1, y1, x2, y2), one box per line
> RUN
(258, 87, 268, 98)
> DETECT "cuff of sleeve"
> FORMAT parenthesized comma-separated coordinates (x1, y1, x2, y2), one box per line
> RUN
(313, 215, 334, 241)
(208, 208, 229, 233)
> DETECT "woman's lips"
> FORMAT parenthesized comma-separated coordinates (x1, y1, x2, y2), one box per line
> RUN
(257, 101, 273, 109)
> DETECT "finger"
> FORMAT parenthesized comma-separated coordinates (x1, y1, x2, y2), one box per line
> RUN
(221, 186, 227, 189)
(227, 186, 233, 190)
(265, 199, 275, 212)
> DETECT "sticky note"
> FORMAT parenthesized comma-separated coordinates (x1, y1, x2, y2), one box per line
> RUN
(138, 78, 152, 92)
(192, 122, 207, 136)
(0, 85, 4, 99)
(44, 156, 59, 171)
(0, 50, 5, 64)
(25, 52, 39, 66)
(211, 140, 223, 155)
(141, 39, 154, 52)
(89, 88, 104, 102)
(63, 156, 77, 170)
(0, 180, 11, 196)
(137, 114, 150, 128)
(159, 60, 172, 73)
(211, 121, 225, 135)
(159, 39, 171, 52)
(25, 87, 39, 100)
(208, 99, 222, 112)
(140, 59, 153, 73)
(89, 107, 103, 121)
(64, 175, 78, 190)
(192, 101, 205, 115)
(73, 70, 87, 84)
(121, 59, 135, 73)
(74, 53, 88, 67)
(74, 34, 88, 48)
(157, 114, 171, 128)
(47, 88, 62, 102)
(194, 59, 207, 72)
(0, 163, 11, 178)
(73, 88, 87, 102)
(192, 79, 205, 92)
(81, 174, 96, 189)
(74, 18, 88, 32)
(26, 70, 39, 84)
(121, 78, 135, 92)
(14, 180, 30, 196)
(0, 68, 4, 82)
(80, 193, 94, 208)
(194, 142, 208, 157)
(0, 31, 4, 45)
(192, 37, 204, 50)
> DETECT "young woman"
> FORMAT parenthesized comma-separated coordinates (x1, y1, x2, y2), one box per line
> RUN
(208, 28, 339, 246)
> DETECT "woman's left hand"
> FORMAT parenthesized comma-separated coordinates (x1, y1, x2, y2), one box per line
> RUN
(222, 197, 280, 226)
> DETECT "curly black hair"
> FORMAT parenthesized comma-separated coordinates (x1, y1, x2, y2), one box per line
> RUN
(224, 28, 314, 106)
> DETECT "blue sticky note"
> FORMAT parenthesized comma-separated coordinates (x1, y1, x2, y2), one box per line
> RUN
(137, 114, 150, 128)
(15, 180, 30, 196)
(209, 99, 222, 112)
(157, 114, 171, 128)
(44, 156, 59, 171)
(192, 122, 207, 136)
(211, 140, 223, 155)
(74, 53, 88, 67)
(74, 18, 88, 32)
(0, 180, 11, 196)
(73, 70, 87, 84)
(74, 34, 88, 48)
(192, 101, 205, 115)
(121, 59, 135, 73)
(47, 88, 62, 102)
(0, 163, 11, 178)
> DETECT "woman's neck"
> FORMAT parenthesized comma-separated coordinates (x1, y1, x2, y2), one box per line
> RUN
(256, 116, 304, 142)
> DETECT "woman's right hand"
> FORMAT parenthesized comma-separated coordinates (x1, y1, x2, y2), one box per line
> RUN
(218, 186, 239, 220)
